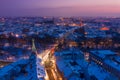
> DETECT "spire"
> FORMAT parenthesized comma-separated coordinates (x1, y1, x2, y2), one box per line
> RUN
(32, 39, 37, 52)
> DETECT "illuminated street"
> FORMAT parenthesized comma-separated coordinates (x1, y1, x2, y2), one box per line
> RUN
(37, 47, 63, 80)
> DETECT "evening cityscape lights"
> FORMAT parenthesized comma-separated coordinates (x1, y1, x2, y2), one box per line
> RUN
(0, 0, 120, 80)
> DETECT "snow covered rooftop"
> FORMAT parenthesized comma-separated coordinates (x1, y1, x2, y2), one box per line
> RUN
(105, 59, 120, 71)
(0, 53, 45, 80)
(0, 59, 28, 77)
(91, 50, 116, 58)
(88, 62, 117, 80)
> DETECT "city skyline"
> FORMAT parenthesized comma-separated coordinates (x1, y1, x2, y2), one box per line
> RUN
(0, 0, 120, 16)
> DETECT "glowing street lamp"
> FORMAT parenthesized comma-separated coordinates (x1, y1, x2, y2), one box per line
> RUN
(15, 34, 19, 37)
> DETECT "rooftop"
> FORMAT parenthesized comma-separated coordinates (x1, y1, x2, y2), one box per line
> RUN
(91, 50, 116, 58)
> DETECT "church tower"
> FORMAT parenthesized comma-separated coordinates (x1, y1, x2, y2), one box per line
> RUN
(32, 39, 37, 54)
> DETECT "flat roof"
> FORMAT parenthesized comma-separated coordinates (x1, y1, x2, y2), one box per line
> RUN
(91, 50, 115, 58)
(105, 59, 120, 71)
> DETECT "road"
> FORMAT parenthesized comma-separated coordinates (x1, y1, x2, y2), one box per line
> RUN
(37, 27, 79, 80)
(46, 69, 55, 80)
(37, 47, 63, 80)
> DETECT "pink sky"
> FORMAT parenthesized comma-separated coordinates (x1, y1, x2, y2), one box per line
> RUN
(0, 0, 120, 16)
